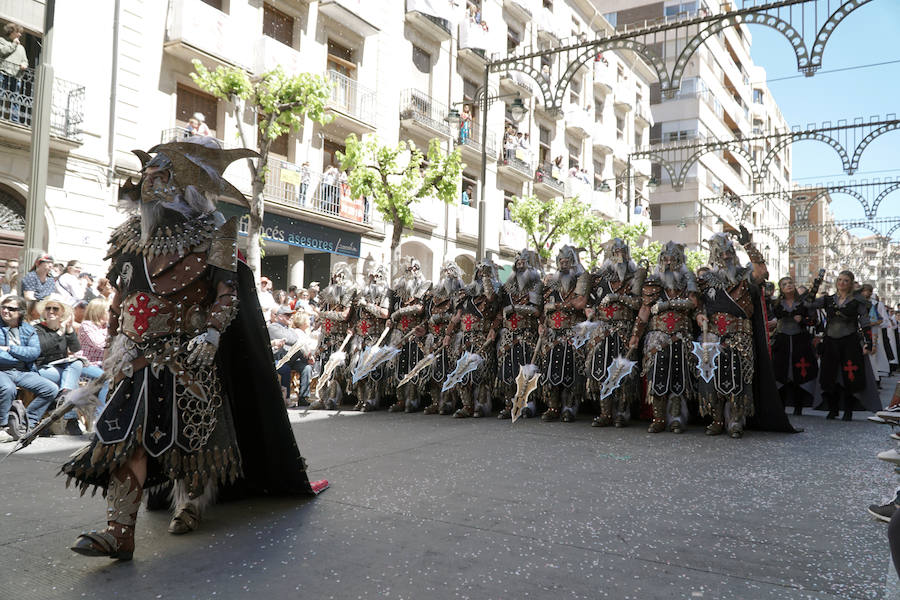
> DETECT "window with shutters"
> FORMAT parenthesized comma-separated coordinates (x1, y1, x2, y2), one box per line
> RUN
(412, 45, 432, 74)
(263, 3, 294, 47)
(538, 125, 551, 165)
(176, 84, 218, 136)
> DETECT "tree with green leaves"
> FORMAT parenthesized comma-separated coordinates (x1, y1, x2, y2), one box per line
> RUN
(686, 248, 709, 272)
(191, 60, 332, 280)
(508, 194, 584, 267)
(600, 221, 661, 267)
(338, 134, 462, 276)
(568, 212, 610, 269)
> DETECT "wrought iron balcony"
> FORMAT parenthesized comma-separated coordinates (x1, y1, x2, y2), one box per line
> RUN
(498, 146, 533, 180)
(0, 62, 85, 142)
(399, 89, 452, 138)
(457, 119, 496, 159)
(534, 161, 566, 195)
(326, 70, 376, 126)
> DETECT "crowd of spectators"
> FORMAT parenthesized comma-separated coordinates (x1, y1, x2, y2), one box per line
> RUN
(0, 254, 113, 443)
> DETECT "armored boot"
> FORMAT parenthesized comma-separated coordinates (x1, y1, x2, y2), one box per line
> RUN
(705, 398, 725, 436)
(668, 395, 685, 434)
(592, 393, 614, 428)
(561, 390, 578, 423)
(454, 391, 474, 418)
(71, 465, 142, 561)
(498, 399, 513, 419)
(168, 479, 215, 535)
(541, 390, 561, 422)
(438, 390, 457, 415)
(613, 390, 629, 427)
(647, 395, 666, 433)
(472, 387, 491, 418)
(423, 398, 441, 415)
(388, 387, 408, 412)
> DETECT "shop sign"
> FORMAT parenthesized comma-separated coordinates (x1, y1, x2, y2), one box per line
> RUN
(219, 203, 361, 258)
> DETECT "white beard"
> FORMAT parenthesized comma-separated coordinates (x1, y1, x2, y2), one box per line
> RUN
(558, 271, 575, 293)
(660, 267, 686, 291)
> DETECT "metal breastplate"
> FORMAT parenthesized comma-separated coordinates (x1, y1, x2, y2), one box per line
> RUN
(776, 317, 803, 336)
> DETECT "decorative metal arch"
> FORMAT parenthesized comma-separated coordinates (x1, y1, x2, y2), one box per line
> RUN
(872, 182, 900, 217)
(850, 120, 900, 173)
(798, 187, 866, 221)
(488, 0, 875, 112)
(761, 132, 851, 178)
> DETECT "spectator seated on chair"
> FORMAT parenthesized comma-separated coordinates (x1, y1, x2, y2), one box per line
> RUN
(0, 295, 59, 433)
(268, 305, 316, 406)
(34, 294, 84, 435)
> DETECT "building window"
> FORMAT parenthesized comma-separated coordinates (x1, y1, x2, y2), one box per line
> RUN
(507, 27, 521, 54)
(323, 139, 346, 172)
(538, 125, 551, 165)
(567, 143, 579, 169)
(461, 172, 478, 207)
(327, 40, 356, 77)
(753, 88, 764, 104)
(176, 84, 218, 135)
(616, 114, 625, 140)
(569, 76, 581, 105)
(200, 0, 224, 10)
(594, 96, 604, 122)
(463, 77, 480, 127)
(593, 158, 605, 190)
(412, 45, 431, 74)
(263, 3, 294, 48)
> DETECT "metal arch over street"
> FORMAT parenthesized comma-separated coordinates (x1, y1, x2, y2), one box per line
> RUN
(487, 0, 875, 112)
(631, 115, 900, 190)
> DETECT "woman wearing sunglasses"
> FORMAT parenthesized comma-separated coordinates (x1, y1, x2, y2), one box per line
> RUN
(34, 294, 83, 435)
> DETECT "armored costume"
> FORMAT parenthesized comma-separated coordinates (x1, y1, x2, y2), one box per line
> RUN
(540, 246, 587, 422)
(349, 263, 391, 412)
(579, 239, 645, 428)
(695, 231, 768, 438)
(423, 261, 464, 415)
(63, 139, 326, 561)
(632, 242, 699, 434)
(389, 257, 432, 413)
(447, 259, 501, 418)
(310, 262, 358, 410)
(497, 249, 543, 419)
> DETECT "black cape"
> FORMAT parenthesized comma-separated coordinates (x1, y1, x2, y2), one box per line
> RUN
(746, 283, 801, 433)
(148, 259, 325, 509)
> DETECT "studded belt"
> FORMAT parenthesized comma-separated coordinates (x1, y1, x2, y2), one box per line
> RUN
(709, 312, 753, 336)
(650, 311, 692, 335)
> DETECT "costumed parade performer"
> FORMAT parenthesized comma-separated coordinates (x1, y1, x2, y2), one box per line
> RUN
(349, 262, 391, 412)
(806, 269, 881, 419)
(771, 275, 818, 415)
(578, 238, 645, 428)
(445, 258, 501, 418)
(631, 242, 699, 434)
(310, 262, 358, 410)
(423, 261, 464, 415)
(540, 245, 587, 422)
(389, 257, 431, 413)
(62, 138, 327, 561)
(496, 249, 543, 419)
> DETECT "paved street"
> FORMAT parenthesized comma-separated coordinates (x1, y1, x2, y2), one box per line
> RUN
(2, 379, 900, 600)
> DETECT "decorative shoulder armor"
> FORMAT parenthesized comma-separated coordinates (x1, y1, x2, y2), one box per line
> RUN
(207, 216, 239, 272)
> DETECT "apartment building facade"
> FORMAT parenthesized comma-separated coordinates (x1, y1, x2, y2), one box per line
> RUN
(606, 0, 792, 278)
(1, 0, 654, 287)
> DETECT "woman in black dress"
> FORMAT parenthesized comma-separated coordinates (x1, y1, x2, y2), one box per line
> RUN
(771, 276, 818, 415)
(805, 270, 875, 420)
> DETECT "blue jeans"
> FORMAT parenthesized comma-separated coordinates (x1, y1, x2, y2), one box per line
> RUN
(40, 361, 83, 420)
(0, 369, 59, 428)
(80, 364, 109, 419)
(277, 361, 311, 400)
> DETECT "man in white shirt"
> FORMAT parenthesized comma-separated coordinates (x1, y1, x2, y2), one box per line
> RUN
(257, 276, 277, 322)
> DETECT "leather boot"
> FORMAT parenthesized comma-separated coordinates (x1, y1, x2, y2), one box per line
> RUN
(454, 397, 473, 418)
(498, 400, 512, 419)
(71, 465, 142, 560)
(647, 396, 666, 433)
(592, 395, 614, 427)
(705, 399, 725, 436)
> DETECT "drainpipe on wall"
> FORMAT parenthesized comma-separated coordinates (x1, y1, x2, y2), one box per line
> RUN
(106, 0, 122, 187)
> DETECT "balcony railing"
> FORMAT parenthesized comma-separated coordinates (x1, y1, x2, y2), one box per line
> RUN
(159, 127, 371, 225)
(0, 62, 85, 141)
(399, 89, 451, 137)
(326, 70, 376, 124)
(457, 119, 496, 158)
(534, 161, 565, 194)
(499, 146, 532, 177)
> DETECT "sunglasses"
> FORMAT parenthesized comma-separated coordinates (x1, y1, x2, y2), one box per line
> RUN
(1, 306, 20, 312)
(44, 306, 62, 313)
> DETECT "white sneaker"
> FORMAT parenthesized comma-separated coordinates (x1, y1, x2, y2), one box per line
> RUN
(877, 448, 900, 464)
(877, 411, 900, 421)
(0, 429, 13, 443)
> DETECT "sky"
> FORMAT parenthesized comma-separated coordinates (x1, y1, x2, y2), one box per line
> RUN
(746, 1, 900, 238)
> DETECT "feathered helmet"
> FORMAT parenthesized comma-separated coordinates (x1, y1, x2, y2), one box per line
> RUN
(120, 137, 258, 211)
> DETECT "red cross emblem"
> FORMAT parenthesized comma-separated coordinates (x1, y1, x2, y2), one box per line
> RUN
(433, 324, 441, 335)
(794, 357, 811, 378)
(463, 315, 475, 331)
(359, 321, 370, 336)
(715, 314, 729, 335)
(662, 312, 678, 332)
(323, 319, 333, 334)
(508, 314, 520, 330)
(400, 316, 411, 331)
(603, 306, 617, 319)
(843, 360, 859, 382)
(127, 293, 159, 337)
(551, 311, 565, 328)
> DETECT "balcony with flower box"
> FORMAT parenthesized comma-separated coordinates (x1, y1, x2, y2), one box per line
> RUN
(165, 0, 250, 70)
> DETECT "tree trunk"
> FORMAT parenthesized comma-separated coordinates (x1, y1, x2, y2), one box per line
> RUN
(390, 215, 403, 281)
(247, 177, 265, 281)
